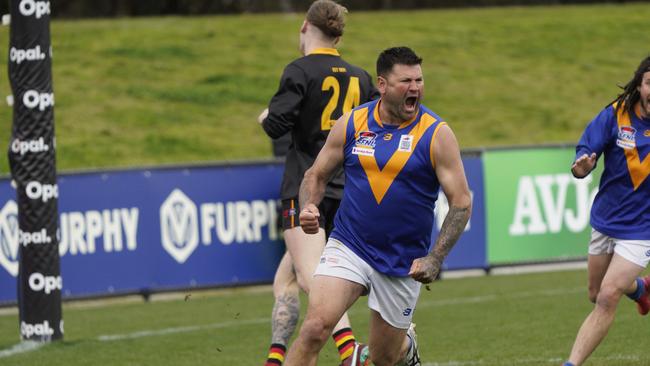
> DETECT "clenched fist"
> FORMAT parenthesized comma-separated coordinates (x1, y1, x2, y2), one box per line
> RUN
(299, 203, 320, 234)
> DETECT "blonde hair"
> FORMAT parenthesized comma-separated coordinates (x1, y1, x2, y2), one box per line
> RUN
(306, 0, 347, 39)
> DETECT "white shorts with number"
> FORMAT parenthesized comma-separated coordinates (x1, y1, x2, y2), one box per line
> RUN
(314, 238, 421, 329)
(589, 229, 650, 268)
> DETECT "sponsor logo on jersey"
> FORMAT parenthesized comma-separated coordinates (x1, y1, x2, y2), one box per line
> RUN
(352, 146, 375, 156)
(616, 126, 636, 150)
(325, 256, 339, 264)
(282, 208, 296, 218)
(356, 131, 377, 148)
(353, 131, 377, 156)
(397, 135, 414, 152)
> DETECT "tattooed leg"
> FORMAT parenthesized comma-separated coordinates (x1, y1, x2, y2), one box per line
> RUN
(271, 252, 301, 345)
(272, 290, 300, 344)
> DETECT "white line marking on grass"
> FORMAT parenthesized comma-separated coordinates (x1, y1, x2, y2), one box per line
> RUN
(416, 295, 498, 309)
(97, 317, 268, 341)
(95, 286, 585, 343)
(511, 287, 583, 298)
(416, 287, 583, 310)
(0, 341, 44, 359)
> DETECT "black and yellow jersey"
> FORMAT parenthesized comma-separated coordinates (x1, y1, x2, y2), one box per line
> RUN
(262, 48, 379, 200)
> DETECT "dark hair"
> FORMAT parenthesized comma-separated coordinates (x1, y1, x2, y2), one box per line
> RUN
(306, 0, 347, 39)
(376, 47, 423, 78)
(613, 55, 650, 116)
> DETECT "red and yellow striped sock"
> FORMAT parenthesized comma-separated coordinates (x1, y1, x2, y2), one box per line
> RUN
(265, 343, 286, 366)
(332, 327, 356, 362)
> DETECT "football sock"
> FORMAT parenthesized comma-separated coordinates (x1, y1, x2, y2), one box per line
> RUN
(265, 343, 286, 366)
(627, 277, 646, 301)
(562, 362, 575, 366)
(401, 334, 413, 362)
(333, 327, 356, 362)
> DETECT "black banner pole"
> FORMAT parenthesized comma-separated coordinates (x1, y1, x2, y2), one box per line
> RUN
(7, 0, 63, 341)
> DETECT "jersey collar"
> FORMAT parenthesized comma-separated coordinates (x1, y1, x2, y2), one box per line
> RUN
(373, 99, 419, 129)
(308, 48, 340, 56)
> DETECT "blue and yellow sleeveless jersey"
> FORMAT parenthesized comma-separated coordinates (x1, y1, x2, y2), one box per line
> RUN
(575, 103, 650, 239)
(329, 99, 447, 276)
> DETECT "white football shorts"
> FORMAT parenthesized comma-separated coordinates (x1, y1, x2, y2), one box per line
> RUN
(589, 229, 650, 268)
(314, 238, 421, 329)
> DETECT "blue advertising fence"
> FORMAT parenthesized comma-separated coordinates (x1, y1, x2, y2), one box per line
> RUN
(0, 162, 287, 303)
(0, 157, 487, 304)
(434, 156, 486, 270)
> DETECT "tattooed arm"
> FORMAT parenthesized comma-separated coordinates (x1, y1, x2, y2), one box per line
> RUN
(409, 125, 472, 284)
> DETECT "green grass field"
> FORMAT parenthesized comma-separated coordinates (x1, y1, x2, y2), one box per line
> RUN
(1, 269, 649, 365)
(1, 4, 650, 172)
(1, 5, 650, 365)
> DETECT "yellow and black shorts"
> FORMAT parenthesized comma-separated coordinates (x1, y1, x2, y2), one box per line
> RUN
(281, 197, 340, 238)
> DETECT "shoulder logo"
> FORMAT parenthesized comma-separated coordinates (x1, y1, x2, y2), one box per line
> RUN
(160, 189, 199, 264)
(0, 200, 19, 277)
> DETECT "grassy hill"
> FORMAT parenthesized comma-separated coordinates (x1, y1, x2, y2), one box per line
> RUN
(0, 3, 649, 172)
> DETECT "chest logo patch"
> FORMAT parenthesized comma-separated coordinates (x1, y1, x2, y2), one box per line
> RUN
(615, 106, 650, 190)
(353, 131, 377, 156)
(398, 135, 414, 152)
(351, 108, 442, 204)
(616, 126, 636, 150)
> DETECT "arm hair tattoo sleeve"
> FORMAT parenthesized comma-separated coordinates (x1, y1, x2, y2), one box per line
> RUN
(429, 205, 470, 264)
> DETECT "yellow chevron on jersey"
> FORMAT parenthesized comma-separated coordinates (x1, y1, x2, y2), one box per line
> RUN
(331, 99, 445, 275)
(350, 106, 438, 204)
(615, 103, 650, 190)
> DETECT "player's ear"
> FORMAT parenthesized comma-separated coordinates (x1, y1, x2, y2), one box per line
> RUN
(300, 20, 308, 34)
(377, 75, 387, 94)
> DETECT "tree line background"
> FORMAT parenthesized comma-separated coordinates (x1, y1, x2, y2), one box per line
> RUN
(1, 0, 642, 18)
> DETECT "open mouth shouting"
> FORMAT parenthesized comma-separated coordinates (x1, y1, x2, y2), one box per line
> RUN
(404, 95, 419, 114)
